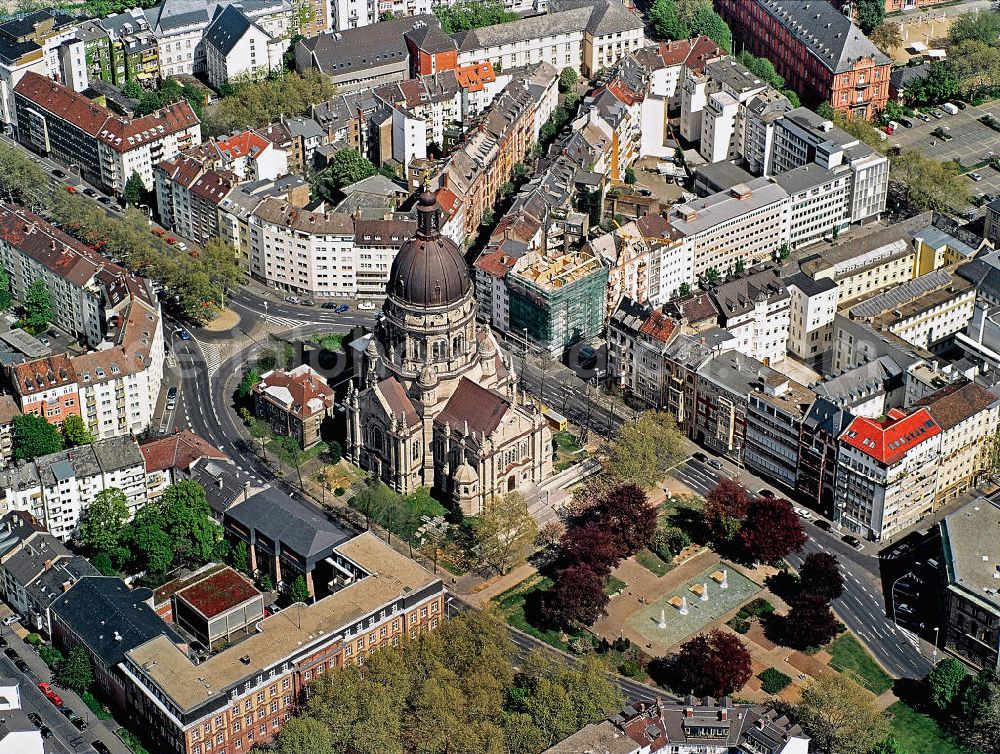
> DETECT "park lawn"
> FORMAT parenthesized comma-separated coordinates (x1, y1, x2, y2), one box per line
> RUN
(888, 701, 972, 754)
(494, 574, 583, 651)
(316, 332, 347, 352)
(827, 634, 894, 694)
(553, 430, 586, 472)
(605, 575, 627, 595)
(634, 548, 673, 577)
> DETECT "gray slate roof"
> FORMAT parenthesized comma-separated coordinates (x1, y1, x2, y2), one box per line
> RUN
(50, 577, 181, 668)
(225, 487, 352, 561)
(756, 0, 891, 73)
(205, 4, 268, 57)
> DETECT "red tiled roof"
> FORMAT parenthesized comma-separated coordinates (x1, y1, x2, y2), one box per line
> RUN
(176, 567, 260, 619)
(474, 248, 518, 278)
(455, 61, 496, 92)
(190, 170, 237, 205)
(607, 78, 643, 106)
(840, 408, 941, 465)
(156, 155, 203, 188)
(254, 366, 334, 420)
(13, 355, 76, 396)
(435, 377, 509, 436)
(215, 130, 270, 162)
(139, 430, 228, 473)
(99, 100, 199, 153)
(911, 381, 998, 432)
(639, 309, 676, 343)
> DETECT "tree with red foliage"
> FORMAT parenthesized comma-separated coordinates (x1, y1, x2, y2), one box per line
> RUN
(704, 479, 749, 542)
(541, 564, 609, 629)
(784, 593, 840, 648)
(559, 524, 621, 575)
(588, 483, 657, 557)
(798, 552, 844, 601)
(672, 629, 753, 697)
(739, 496, 806, 564)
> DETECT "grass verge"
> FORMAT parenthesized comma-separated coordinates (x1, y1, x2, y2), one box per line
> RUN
(493, 574, 583, 651)
(634, 548, 673, 577)
(81, 690, 113, 720)
(888, 701, 970, 754)
(116, 728, 151, 754)
(827, 634, 893, 694)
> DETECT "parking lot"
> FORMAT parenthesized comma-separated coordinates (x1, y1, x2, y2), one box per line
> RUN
(887, 99, 1000, 201)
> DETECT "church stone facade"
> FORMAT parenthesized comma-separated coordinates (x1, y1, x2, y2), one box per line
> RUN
(346, 191, 552, 515)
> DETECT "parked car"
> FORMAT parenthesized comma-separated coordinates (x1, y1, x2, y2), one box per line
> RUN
(98, 196, 111, 205)
(693, 452, 707, 462)
(64, 185, 77, 193)
(175, 328, 191, 341)
(336, 303, 350, 313)
(83, 187, 97, 197)
(0, 636, 6, 648)
(916, 112, 931, 122)
(842, 534, 862, 548)
(167, 386, 178, 400)
(165, 237, 176, 245)
(321, 302, 337, 309)
(284, 295, 299, 304)
(942, 102, 959, 115)
(899, 118, 913, 128)
(93, 741, 112, 754)
(956, 100, 967, 110)
(13, 658, 28, 672)
(931, 109, 944, 119)
(39, 725, 52, 739)
(970, 172, 983, 181)
(793, 506, 813, 519)
(2, 614, 21, 626)
(3, 648, 17, 660)
(52, 169, 65, 178)
(175, 242, 188, 251)
(814, 520, 833, 532)
(757, 489, 775, 498)
(358, 300, 376, 310)
(707, 459, 724, 470)
(300, 299, 315, 307)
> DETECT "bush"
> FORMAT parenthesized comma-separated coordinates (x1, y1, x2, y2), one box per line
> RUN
(334, 487, 345, 496)
(24, 633, 41, 646)
(727, 616, 751, 634)
(745, 598, 775, 617)
(758, 667, 792, 694)
(619, 659, 644, 678)
(38, 645, 64, 669)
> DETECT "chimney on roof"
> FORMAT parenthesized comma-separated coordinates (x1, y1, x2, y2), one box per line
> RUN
(720, 707, 728, 721)
(43, 559, 52, 572)
(684, 707, 694, 717)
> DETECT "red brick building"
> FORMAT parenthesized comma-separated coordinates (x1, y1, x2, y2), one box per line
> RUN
(716, 0, 892, 119)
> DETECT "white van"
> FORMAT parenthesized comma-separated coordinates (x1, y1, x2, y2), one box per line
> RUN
(942, 102, 959, 115)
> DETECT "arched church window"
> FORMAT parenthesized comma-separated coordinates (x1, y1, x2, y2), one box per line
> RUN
(371, 427, 384, 452)
(412, 442, 419, 461)
(433, 340, 446, 362)
(453, 334, 464, 355)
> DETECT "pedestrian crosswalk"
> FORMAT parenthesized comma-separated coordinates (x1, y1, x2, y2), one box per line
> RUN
(262, 314, 307, 330)
(201, 342, 222, 376)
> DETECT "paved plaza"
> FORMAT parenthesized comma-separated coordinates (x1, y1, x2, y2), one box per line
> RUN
(625, 563, 760, 650)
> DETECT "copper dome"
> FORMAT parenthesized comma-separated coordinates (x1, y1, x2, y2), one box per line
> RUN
(388, 190, 471, 307)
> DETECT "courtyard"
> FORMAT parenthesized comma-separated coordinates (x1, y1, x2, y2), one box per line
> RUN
(624, 563, 759, 650)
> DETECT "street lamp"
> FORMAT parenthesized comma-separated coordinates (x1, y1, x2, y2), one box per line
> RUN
(933, 626, 940, 661)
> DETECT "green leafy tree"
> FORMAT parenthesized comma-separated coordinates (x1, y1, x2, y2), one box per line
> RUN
(890, 150, 970, 215)
(126, 506, 175, 575)
(0, 144, 50, 210)
(61, 414, 94, 447)
(649, 0, 689, 40)
(678, 282, 691, 296)
(248, 417, 273, 460)
(80, 487, 129, 553)
(796, 673, 890, 754)
(121, 80, 143, 100)
(472, 492, 538, 575)
(688, 3, 731, 52)
(160, 480, 220, 567)
(273, 716, 333, 754)
(624, 167, 637, 184)
(607, 411, 686, 488)
(0, 269, 10, 310)
(949, 10, 1000, 47)
(237, 369, 261, 399)
(704, 267, 721, 284)
(737, 51, 784, 89)
(289, 574, 311, 603)
(123, 172, 145, 206)
(926, 657, 968, 711)
(908, 61, 960, 104)
(953, 668, 1000, 753)
(314, 148, 376, 201)
(869, 735, 906, 754)
(271, 434, 306, 488)
(207, 70, 332, 135)
(24, 278, 52, 328)
(230, 540, 249, 573)
(869, 22, 902, 55)
(56, 645, 94, 692)
(202, 237, 245, 308)
(559, 66, 578, 93)
(855, 0, 885, 35)
(12, 414, 62, 462)
(433, 0, 516, 34)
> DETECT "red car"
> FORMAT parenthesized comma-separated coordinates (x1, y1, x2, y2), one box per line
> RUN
(165, 237, 176, 245)
(150, 228, 164, 236)
(38, 682, 63, 706)
(64, 185, 77, 193)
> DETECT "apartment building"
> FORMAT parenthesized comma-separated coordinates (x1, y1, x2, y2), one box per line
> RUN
(785, 272, 838, 363)
(77, 9, 159, 88)
(707, 265, 790, 366)
(941, 499, 1000, 671)
(739, 88, 793, 175)
(155, 156, 239, 244)
(204, 4, 285, 89)
(986, 198, 1000, 250)
(914, 382, 999, 504)
(770, 108, 888, 223)
(681, 57, 767, 161)
(835, 408, 942, 541)
(13, 72, 200, 195)
(668, 178, 790, 278)
(0, 396, 20, 467)
(717, 0, 891, 119)
(797, 397, 852, 516)
(0, 435, 147, 540)
(120, 532, 444, 754)
(744, 375, 816, 492)
(0, 203, 153, 347)
(453, 0, 644, 78)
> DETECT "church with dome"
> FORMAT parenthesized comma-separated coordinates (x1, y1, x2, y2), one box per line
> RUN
(345, 191, 553, 515)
